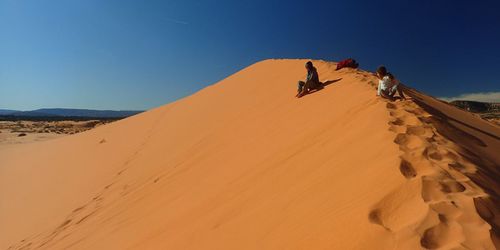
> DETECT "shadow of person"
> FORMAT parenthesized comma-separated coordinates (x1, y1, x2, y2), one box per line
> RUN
(300, 78, 343, 97)
(322, 78, 343, 87)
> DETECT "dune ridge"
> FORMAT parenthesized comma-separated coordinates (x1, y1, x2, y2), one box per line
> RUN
(372, 98, 492, 249)
(1, 59, 498, 249)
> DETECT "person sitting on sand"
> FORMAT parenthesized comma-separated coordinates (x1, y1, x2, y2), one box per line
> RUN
(296, 61, 322, 98)
(376, 66, 406, 101)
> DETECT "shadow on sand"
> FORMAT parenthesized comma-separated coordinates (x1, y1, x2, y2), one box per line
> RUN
(322, 78, 343, 87)
(300, 78, 342, 97)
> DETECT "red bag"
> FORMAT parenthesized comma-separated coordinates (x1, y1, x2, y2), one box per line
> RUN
(336, 58, 359, 70)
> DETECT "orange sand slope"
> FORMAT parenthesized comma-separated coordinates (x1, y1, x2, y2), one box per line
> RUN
(1, 59, 498, 249)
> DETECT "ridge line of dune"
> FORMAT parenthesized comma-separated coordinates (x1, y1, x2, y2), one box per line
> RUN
(363, 82, 495, 248)
(405, 87, 500, 249)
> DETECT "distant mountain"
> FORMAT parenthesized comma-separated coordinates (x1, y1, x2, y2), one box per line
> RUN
(0, 109, 19, 115)
(449, 100, 500, 113)
(449, 100, 500, 126)
(5, 108, 143, 118)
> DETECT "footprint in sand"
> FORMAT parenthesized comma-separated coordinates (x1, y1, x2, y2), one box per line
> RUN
(393, 133, 408, 145)
(406, 125, 431, 137)
(439, 180, 466, 193)
(389, 117, 405, 126)
(448, 162, 475, 174)
(386, 103, 397, 110)
(420, 216, 464, 249)
(404, 107, 426, 116)
(374, 98, 493, 249)
(393, 132, 427, 150)
(399, 159, 417, 179)
(422, 146, 443, 161)
(422, 177, 448, 203)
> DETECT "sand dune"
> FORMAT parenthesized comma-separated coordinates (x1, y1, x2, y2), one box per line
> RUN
(1, 59, 498, 249)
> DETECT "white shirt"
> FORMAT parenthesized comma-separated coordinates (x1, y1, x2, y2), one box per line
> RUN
(377, 76, 399, 96)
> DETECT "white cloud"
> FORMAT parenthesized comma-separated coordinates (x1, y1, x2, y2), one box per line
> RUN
(165, 18, 189, 25)
(438, 92, 500, 103)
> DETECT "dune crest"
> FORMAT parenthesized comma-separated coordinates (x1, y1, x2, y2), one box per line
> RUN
(1, 59, 498, 249)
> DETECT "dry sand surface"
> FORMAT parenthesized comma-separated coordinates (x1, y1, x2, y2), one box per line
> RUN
(0, 120, 109, 149)
(486, 118, 500, 127)
(1, 59, 498, 249)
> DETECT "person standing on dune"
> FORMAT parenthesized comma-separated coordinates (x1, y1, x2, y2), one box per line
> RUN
(376, 66, 406, 101)
(296, 61, 321, 98)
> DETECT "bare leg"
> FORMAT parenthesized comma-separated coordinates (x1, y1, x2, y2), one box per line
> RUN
(297, 80, 318, 97)
(297, 80, 322, 98)
(297, 88, 309, 98)
(380, 90, 396, 101)
(296, 81, 305, 97)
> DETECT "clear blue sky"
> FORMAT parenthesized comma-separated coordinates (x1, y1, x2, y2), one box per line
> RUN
(1, 0, 499, 110)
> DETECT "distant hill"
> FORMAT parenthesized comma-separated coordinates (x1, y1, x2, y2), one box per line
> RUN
(448, 100, 500, 126)
(0, 109, 19, 115)
(2, 108, 143, 119)
(449, 100, 500, 113)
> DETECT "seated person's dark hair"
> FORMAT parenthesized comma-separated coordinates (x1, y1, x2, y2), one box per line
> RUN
(306, 61, 313, 69)
(376, 66, 387, 76)
(377, 66, 394, 80)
